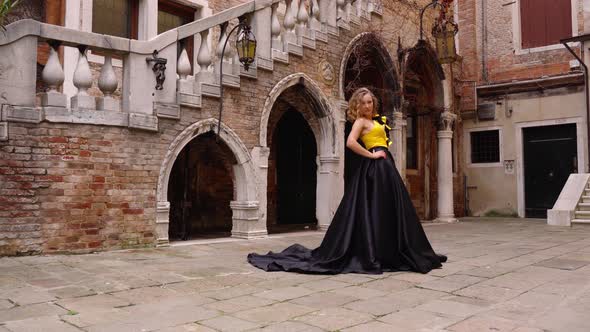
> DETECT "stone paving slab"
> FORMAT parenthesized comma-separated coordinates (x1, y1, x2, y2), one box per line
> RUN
(2, 315, 83, 332)
(232, 302, 315, 325)
(199, 315, 262, 332)
(1, 218, 590, 331)
(204, 295, 275, 313)
(0, 303, 67, 323)
(293, 307, 373, 331)
(289, 291, 358, 309)
(258, 321, 323, 332)
(378, 308, 463, 331)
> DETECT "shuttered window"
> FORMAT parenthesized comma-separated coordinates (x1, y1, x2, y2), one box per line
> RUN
(520, 0, 572, 49)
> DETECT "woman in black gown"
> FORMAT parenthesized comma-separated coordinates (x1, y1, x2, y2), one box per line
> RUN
(248, 87, 447, 274)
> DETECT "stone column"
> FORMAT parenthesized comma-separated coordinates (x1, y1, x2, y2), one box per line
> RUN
(138, 0, 158, 40)
(390, 111, 406, 176)
(230, 201, 265, 239)
(436, 111, 458, 223)
(250, 146, 271, 236)
(155, 201, 170, 246)
(317, 156, 340, 231)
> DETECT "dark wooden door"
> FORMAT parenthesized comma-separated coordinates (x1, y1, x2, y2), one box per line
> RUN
(524, 123, 577, 218)
(276, 110, 317, 225)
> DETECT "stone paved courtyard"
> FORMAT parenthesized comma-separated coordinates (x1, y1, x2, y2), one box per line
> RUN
(2, 218, 590, 332)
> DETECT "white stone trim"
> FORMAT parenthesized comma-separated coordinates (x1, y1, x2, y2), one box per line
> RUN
(515, 116, 586, 218)
(511, 0, 579, 55)
(0, 122, 7, 141)
(465, 126, 504, 168)
(87, 52, 124, 67)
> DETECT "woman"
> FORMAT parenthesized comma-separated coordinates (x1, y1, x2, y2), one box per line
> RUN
(247, 87, 446, 274)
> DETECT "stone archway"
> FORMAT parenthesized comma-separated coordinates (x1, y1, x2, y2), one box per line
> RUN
(338, 32, 400, 103)
(401, 40, 446, 220)
(258, 73, 340, 231)
(339, 32, 402, 184)
(156, 118, 262, 245)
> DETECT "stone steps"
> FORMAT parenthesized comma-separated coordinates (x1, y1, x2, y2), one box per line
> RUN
(574, 184, 590, 223)
(183, 8, 381, 105)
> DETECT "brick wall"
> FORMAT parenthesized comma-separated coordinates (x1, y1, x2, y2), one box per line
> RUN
(456, 0, 583, 98)
(0, 2, 448, 255)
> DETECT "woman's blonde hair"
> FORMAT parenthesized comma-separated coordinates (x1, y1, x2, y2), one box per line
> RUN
(347, 87, 379, 122)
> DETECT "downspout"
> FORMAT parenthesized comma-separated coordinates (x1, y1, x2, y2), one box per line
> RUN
(562, 41, 590, 172)
(481, 0, 488, 82)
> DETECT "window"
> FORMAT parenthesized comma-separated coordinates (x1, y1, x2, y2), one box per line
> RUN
(520, 0, 572, 49)
(158, 1, 195, 34)
(92, 0, 138, 39)
(470, 130, 500, 164)
(158, 0, 196, 65)
(406, 115, 418, 169)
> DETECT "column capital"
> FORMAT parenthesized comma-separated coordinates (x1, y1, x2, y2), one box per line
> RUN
(439, 111, 457, 131)
(391, 111, 406, 130)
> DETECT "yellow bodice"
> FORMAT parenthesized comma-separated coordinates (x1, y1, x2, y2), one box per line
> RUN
(360, 120, 389, 150)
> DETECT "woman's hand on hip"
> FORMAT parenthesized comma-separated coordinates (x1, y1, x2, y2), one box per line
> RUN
(371, 150, 387, 159)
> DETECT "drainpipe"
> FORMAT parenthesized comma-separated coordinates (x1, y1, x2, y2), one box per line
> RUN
(481, 0, 488, 82)
(562, 41, 590, 173)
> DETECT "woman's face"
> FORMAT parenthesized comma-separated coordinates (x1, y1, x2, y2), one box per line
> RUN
(359, 93, 374, 118)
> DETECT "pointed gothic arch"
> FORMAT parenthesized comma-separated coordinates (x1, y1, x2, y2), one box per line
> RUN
(155, 118, 261, 245)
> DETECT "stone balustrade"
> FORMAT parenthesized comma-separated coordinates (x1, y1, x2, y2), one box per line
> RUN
(0, 0, 383, 133)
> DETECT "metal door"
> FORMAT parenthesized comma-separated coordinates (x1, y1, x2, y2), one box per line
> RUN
(524, 123, 577, 218)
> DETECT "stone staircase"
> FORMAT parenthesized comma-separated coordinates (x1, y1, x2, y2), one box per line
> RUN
(572, 180, 590, 224)
(548, 174, 590, 226)
(0, 0, 384, 136)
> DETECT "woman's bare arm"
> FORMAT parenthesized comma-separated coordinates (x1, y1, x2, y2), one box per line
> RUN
(346, 119, 386, 159)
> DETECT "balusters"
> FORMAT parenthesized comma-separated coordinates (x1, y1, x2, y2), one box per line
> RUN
(176, 43, 194, 95)
(71, 46, 96, 111)
(367, 0, 374, 13)
(271, 3, 282, 49)
(310, 0, 321, 30)
(355, 0, 363, 16)
(41, 41, 67, 108)
(336, 0, 345, 21)
(297, 0, 309, 36)
(97, 55, 120, 111)
(217, 22, 232, 63)
(197, 29, 212, 74)
(345, 0, 352, 21)
(283, 0, 297, 44)
(177, 46, 192, 80)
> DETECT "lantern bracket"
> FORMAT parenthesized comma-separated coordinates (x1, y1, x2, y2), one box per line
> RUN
(216, 16, 257, 141)
(146, 50, 168, 90)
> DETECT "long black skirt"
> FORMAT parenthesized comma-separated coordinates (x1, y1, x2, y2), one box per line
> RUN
(247, 147, 446, 274)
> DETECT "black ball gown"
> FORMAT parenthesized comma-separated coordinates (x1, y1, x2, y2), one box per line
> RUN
(248, 117, 447, 274)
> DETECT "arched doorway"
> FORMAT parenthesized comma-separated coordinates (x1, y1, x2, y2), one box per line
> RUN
(156, 118, 262, 245)
(266, 86, 320, 233)
(275, 110, 318, 227)
(402, 41, 445, 220)
(167, 132, 236, 240)
(259, 73, 337, 232)
(341, 33, 400, 187)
